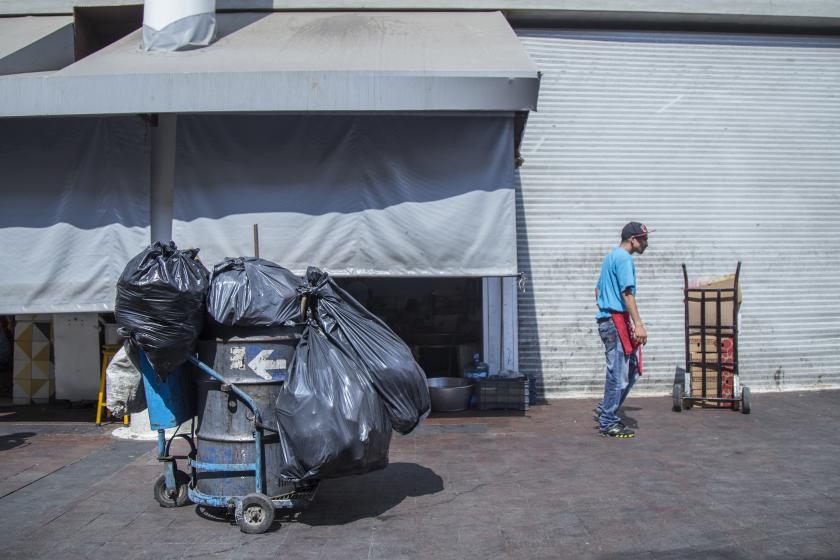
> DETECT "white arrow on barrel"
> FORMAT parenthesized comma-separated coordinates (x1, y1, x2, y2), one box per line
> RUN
(247, 350, 287, 380)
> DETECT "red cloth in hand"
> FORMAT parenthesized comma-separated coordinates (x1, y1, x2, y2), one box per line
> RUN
(610, 311, 643, 375)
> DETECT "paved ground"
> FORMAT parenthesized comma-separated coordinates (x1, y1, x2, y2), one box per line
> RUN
(1, 390, 838, 560)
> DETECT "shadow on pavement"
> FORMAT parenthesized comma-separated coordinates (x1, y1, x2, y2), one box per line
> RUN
(0, 431, 36, 451)
(0, 403, 97, 423)
(596, 545, 747, 560)
(618, 406, 639, 429)
(191, 463, 444, 530)
(293, 462, 443, 526)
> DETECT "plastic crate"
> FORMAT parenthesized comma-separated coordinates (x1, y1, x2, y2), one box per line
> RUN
(477, 377, 529, 411)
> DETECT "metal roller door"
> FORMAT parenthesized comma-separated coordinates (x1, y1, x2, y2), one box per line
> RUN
(515, 29, 840, 398)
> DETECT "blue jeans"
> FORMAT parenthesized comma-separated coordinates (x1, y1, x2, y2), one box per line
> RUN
(597, 319, 639, 430)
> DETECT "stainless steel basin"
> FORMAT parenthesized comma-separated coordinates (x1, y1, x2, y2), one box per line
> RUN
(427, 377, 474, 412)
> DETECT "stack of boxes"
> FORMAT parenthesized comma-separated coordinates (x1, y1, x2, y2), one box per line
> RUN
(686, 275, 741, 407)
(688, 334, 735, 406)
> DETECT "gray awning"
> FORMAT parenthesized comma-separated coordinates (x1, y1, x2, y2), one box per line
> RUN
(0, 11, 540, 117)
(0, 16, 74, 76)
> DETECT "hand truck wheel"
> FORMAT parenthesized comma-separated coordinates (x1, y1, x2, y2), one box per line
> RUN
(740, 386, 751, 415)
(672, 384, 683, 412)
(153, 470, 191, 508)
(235, 493, 275, 534)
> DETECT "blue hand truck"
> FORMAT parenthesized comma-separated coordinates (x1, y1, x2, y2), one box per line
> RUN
(138, 351, 318, 534)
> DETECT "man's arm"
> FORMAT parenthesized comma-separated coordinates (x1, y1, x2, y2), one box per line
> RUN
(595, 287, 599, 304)
(622, 289, 647, 344)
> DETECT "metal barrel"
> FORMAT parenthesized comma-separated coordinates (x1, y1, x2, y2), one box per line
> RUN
(194, 335, 297, 498)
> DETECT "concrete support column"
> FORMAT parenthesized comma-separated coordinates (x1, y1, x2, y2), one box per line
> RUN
(482, 277, 519, 376)
(130, 113, 177, 436)
(149, 113, 176, 243)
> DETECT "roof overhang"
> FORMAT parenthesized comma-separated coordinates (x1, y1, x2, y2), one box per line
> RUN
(0, 16, 74, 76)
(0, 11, 540, 117)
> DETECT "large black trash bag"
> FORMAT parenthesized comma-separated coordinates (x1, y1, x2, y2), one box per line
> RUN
(302, 268, 431, 435)
(207, 257, 303, 327)
(115, 242, 209, 378)
(275, 324, 392, 481)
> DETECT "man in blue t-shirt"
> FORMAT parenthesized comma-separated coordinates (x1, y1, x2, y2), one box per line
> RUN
(593, 222, 651, 438)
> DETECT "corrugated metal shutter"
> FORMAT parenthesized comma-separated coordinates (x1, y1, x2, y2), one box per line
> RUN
(515, 30, 840, 398)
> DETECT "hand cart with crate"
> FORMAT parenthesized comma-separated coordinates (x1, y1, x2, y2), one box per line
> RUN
(673, 262, 751, 414)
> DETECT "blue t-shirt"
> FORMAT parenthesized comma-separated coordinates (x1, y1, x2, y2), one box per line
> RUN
(595, 247, 636, 320)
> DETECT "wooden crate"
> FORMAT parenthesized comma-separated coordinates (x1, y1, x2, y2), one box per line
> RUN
(477, 377, 529, 411)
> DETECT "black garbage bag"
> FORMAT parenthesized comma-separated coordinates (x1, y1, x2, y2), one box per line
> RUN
(115, 242, 209, 378)
(302, 268, 431, 435)
(275, 324, 392, 481)
(207, 257, 304, 327)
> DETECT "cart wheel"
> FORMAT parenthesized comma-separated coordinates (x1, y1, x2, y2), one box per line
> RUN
(153, 471, 191, 508)
(740, 387, 751, 415)
(672, 384, 683, 412)
(235, 493, 275, 534)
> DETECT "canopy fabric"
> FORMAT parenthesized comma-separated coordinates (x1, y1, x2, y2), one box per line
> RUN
(0, 11, 539, 116)
(173, 113, 517, 277)
(0, 117, 150, 314)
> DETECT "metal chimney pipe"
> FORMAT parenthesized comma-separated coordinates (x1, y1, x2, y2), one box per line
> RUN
(142, 0, 216, 53)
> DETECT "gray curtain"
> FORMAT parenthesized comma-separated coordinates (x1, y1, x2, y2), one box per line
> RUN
(173, 113, 517, 276)
(0, 117, 150, 314)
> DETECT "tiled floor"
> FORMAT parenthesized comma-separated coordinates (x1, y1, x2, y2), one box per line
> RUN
(1, 390, 838, 559)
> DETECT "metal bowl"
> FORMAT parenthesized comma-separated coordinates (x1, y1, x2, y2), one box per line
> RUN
(427, 377, 474, 412)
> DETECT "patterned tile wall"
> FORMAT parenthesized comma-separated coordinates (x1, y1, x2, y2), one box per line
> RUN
(13, 315, 54, 404)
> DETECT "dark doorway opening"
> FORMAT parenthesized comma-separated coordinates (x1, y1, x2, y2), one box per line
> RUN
(335, 278, 482, 378)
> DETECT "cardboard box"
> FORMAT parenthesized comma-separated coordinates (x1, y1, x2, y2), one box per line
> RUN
(690, 365, 734, 400)
(688, 334, 734, 362)
(686, 275, 742, 329)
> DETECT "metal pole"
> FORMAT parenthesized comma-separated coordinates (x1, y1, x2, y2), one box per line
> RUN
(682, 264, 690, 397)
(158, 429, 176, 493)
(716, 290, 722, 403)
(700, 290, 707, 399)
(150, 113, 177, 243)
(733, 262, 741, 387)
(254, 429, 265, 494)
(253, 224, 260, 258)
(133, 114, 178, 434)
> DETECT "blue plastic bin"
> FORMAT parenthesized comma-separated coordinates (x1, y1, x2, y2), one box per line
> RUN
(137, 350, 196, 430)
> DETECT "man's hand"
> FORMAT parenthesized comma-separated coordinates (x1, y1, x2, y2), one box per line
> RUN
(622, 290, 647, 345)
(634, 322, 648, 345)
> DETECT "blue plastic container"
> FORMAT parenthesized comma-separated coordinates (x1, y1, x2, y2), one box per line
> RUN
(463, 353, 489, 381)
(464, 353, 489, 408)
(138, 349, 196, 430)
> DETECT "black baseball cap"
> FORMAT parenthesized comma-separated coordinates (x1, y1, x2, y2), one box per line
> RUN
(621, 222, 653, 241)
